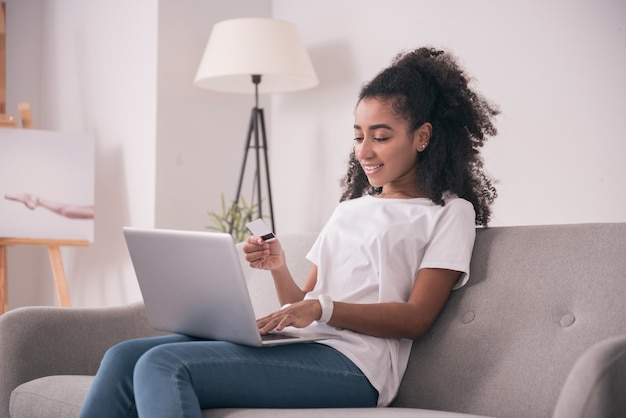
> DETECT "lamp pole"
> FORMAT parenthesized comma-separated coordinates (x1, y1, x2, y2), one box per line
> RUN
(231, 75, 276, 234)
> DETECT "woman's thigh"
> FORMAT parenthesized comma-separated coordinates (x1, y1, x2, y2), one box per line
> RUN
(79, 334, 197, 418)
(134, 341, 378, 410)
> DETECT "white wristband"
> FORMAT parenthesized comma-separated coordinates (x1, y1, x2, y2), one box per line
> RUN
(317, 294, 334, 323)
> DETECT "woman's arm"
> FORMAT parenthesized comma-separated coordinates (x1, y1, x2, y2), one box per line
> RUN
(243, 237, 317, 306)
(270, 264, 317, 306)
(330, 268, 459, 340)
(257, 267, 459, 341)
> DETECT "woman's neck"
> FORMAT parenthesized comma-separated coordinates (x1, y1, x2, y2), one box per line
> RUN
(377, 188, 425, 199)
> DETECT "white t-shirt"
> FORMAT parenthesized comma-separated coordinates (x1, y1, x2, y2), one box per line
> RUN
(300, 195, 476, 406)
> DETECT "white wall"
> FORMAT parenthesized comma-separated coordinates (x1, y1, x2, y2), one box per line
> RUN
(270, 0, 626, 231)
(5, 0, 158, 308)
(4, 0, 625, 309)
(4, 0, 274, 310)
(155, 0, 272, 232)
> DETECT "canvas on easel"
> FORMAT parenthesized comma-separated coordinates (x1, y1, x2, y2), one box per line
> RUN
(0, 128, 95, 241)
(0, 125, 95, 314)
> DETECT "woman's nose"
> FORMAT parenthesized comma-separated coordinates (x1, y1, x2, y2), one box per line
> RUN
(356, 138, 373, 159)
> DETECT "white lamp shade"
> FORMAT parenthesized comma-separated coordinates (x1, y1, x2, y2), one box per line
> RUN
(194, 18, 319, 94)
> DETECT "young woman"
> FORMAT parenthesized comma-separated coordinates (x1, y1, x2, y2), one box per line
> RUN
(79, 46, 498, 417)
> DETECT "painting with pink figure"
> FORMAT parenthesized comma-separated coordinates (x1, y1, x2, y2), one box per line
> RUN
(0, 128, 95, 242)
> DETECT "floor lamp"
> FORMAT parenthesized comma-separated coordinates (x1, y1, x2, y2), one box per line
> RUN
(193, 18, 318, 234)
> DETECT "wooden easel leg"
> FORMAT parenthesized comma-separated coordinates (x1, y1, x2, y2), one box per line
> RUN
(18, 102, 33, 129)
(0, 245, 7, 314)
(47, 246, 71, 307)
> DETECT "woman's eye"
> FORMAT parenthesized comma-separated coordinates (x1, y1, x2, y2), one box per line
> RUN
(353, 136, 389, 143)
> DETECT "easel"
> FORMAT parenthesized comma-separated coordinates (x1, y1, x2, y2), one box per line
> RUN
(0, 3, 89, 314)
(0, 239, 89, 313)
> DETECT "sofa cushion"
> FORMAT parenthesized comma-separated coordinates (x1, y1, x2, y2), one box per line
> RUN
(10, 375, 492, 418)
(10, 375, 93, 418)
(208, 408, 492, 417)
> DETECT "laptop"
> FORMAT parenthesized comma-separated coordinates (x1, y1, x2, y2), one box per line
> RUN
(123, 227, 338, 347)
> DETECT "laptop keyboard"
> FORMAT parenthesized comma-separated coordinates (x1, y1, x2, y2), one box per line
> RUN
(261, 333, 298, 341)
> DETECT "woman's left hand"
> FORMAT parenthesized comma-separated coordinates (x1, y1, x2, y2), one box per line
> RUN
(256, 299, 322, 334)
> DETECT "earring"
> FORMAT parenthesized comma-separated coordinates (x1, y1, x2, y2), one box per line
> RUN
(418, 143, 429, 152)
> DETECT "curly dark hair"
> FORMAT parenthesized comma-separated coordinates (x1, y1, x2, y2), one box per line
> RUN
(339, 47, 499, 226)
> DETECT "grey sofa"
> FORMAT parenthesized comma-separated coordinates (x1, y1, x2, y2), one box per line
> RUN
(1, 223, 626, 418)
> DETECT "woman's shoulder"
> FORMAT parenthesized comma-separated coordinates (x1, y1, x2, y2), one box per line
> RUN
(337, 194, 374, 208)
(441, 194, 476, 219)
(442, 194, 476, 226)
(443, 193, 472, 206)
(336, 193, 474, 214)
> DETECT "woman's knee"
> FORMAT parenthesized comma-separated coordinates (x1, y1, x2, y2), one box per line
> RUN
(133, 344, 191, 383)
(99, 336, 181, 375)
(99, 339, 148, 372)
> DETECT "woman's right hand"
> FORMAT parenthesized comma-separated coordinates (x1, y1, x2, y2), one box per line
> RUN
(243, 236, 284, 271)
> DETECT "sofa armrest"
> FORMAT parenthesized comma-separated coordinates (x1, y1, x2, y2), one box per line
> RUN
(0, 302, 163, 417)
(552, 335, 626, 418)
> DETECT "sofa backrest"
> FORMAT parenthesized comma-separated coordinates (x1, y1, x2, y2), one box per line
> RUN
(392, 223, 626, 418)
(239, 223, 626, 418)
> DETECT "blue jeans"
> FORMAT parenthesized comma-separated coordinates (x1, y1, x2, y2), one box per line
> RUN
(78, 335, 378, 418)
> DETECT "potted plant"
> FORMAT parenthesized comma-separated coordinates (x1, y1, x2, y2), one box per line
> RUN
(207, 194, 258, 243)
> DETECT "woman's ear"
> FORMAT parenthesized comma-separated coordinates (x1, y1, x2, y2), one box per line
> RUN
(414, 122, 432, 152)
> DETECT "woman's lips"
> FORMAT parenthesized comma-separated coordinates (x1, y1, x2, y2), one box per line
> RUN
(362, 163, 383, 175)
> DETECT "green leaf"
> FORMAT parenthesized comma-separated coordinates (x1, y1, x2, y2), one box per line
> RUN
(207, 193, 265, 243)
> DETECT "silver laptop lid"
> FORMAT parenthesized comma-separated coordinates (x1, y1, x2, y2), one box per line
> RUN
(123, 227, 265, 346)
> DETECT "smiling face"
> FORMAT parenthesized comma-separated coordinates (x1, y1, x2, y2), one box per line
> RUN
(353, 98, 430, 198)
